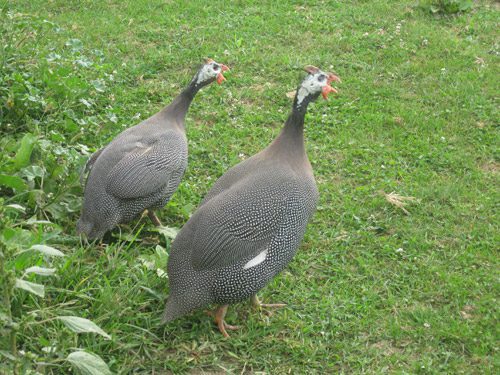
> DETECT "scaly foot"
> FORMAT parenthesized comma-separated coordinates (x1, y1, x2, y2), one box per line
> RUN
(147, 210, 162, 227)
(214, 305, 240, 338)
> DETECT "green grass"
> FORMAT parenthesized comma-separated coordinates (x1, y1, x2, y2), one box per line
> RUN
(0, 0, 498, 373)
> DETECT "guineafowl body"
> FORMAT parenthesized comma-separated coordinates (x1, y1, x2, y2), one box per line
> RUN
(77, 59, 229, 239)
(163, 66, 340, 336)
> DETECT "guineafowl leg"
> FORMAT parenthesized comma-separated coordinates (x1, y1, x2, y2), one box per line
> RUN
(147, 210, 162, 227)
(214, 305, 240, 338)
(251, 295, 286, 308)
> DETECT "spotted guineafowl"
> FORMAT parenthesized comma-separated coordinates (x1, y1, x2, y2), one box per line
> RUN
(162, 66, 340, 337)
(77, 59, 229, 239)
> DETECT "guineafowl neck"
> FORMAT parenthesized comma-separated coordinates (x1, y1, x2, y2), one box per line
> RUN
(284, 108, 306, 141)
(161, 85, 199, 126)
(272, 108, 307, 156)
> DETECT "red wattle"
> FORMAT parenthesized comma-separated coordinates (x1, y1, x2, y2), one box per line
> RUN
(216, 73, 226, 84)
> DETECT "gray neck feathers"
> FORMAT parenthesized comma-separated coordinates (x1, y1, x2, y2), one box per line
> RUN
(272, 88, 323, 155)
(161, 80, 200, 126)
(271, 105, 307, 158)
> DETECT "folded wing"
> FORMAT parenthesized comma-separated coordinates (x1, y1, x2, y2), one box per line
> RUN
(106, 135, 187, 199)
(189, 173, 300, 271)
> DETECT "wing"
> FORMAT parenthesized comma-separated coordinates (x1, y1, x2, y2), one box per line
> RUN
(198, 153, 264, 207)
(105, 134, 187, 199)
(189, 171, 300, 271)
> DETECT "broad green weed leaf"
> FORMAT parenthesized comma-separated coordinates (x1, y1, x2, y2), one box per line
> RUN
(0, 174, 28, 191)
(15, 279, 45, 297)
(13, 133, 36, 170)
(155, 226, 179, 240)
(24, 266, 56, 277)
(20, 165, 45, 181)
(75, 56, 93, 67)
(66, 38, 83, 52)
(5, 204, 26, 212)
(58, 316, 111, 339)
(67, 351, 112, 375)
(30, 244, 65, 257)
(25, 217, 53, 225)
(91, 79, 106, 92)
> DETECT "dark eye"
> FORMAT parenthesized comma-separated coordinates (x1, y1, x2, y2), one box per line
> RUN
(317, 74, 326, 82)
(213, 64, 219, 71)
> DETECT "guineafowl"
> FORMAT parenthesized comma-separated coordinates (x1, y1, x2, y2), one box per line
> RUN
(163, 66, 340, 337)
(77, 59, 230, 239)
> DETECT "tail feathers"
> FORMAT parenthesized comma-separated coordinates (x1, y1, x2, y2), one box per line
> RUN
(162, 295, 196, 324)
(161, 296, 180, 324)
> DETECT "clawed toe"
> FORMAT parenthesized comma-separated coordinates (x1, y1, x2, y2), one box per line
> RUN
(224, 322, 240, 331)
(211, 299, 285, 337)
(259, 303, 287, 308)
(251, 295, 286, 310)
(216, 318, 240, 337)
(214, 305, 239, 338)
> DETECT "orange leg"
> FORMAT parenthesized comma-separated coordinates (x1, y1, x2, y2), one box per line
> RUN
(214, 305, 240, 338)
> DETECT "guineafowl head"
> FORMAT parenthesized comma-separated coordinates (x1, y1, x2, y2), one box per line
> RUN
(294, 66, 340, 110)
(192, 58, 230, 88)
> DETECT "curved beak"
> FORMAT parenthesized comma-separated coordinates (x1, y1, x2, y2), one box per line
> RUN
(216, 64, 230, 85)
(322, 73, 341, 99)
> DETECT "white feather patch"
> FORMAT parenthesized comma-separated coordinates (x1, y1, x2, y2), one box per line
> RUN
(196, 64, 216, 85)
(296, 73, 325, 107)
(296, 86, 309, 107)
(243, 249, 268, 270)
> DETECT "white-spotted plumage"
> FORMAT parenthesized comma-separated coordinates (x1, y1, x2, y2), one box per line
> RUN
(77, 60, 227, 239)
(162, 69, 337, 326)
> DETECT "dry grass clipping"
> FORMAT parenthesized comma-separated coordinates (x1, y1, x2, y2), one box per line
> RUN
(383, 191, 418, 215)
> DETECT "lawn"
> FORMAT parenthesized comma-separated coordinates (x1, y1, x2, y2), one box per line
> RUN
(0, 0, 498, 373)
